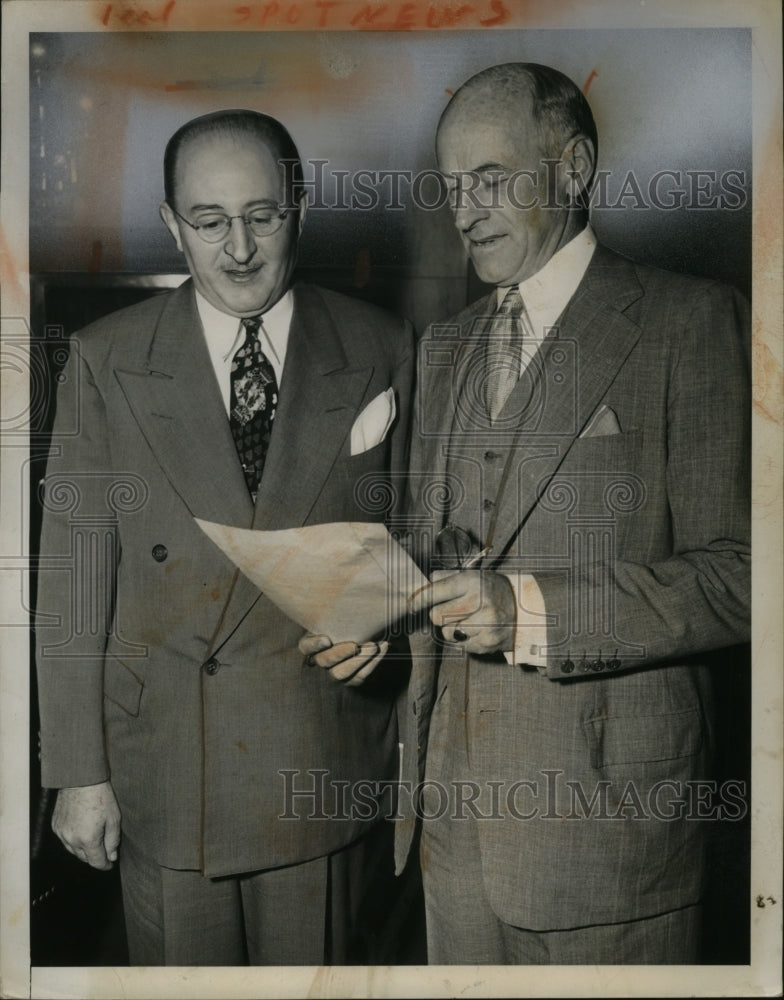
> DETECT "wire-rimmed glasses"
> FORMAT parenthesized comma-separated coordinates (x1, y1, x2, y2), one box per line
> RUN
(434, 523, 489, 573)
(170, 204, 293, 243)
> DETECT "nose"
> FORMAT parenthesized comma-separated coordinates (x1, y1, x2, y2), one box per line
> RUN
(452, 186, 490, 234)
(224, 216, 257, 264)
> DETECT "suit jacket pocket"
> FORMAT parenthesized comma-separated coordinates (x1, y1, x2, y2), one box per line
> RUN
(104, 655, 144, 717)
(546, 431, 646, 519)
(339, 438, 391, 508)
(563, 428, 642, 462)
(584, 708, 703, 769)
(343, 437, 388, 468)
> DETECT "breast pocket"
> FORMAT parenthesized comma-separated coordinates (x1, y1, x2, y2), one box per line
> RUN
(541, 431, 647, 519)
(346, 437, 389, 466)
(564, 429, 644, 470)
(339, 439, 396, 516)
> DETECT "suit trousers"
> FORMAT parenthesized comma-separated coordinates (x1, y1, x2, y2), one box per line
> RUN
(419, 662, 702, 964)
(120, 822, 393, 966)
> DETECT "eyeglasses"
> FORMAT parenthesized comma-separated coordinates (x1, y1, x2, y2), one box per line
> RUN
(434, 523, 489, 572)
(170, 204, 293, 243)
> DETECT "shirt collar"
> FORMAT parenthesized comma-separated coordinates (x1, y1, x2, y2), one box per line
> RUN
(497, 224, 597, 338)
(194, 287, 294, 371)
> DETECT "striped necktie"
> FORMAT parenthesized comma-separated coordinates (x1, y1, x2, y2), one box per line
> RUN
(485, 285, 526, 422)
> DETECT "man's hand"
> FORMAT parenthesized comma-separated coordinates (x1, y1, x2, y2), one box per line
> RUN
(51, 781, 121, 871)
(408, 570, 516, 656)
(299, 634, 389, 686)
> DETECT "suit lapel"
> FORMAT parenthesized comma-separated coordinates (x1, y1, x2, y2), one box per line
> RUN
(407, 294, 492, 542)
(206, 284, 375, 651)
(421, 295, 495, 525)
(448, 293, 495, 439)
(114, 280, 253, 528)
(113, 281, 377, 652)
(251, 283, 374, 530)
(485, 247, 647, 558)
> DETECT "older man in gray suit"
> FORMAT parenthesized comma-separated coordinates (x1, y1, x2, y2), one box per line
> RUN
(308, 63, 750, 964)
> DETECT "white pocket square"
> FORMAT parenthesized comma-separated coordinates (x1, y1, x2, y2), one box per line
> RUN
(580, 404, 622, 438)
(350, 388, 396, 455)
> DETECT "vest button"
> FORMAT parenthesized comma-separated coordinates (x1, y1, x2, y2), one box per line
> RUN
(484, 451, 498, 461)
(483, 498, 494, 510)
(203, 657, 220, 676)
(151, 544, 168, 562)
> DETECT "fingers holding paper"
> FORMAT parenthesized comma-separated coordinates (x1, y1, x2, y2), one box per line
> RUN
(409, 570, 516, 656)
(299, 633, 389, 686)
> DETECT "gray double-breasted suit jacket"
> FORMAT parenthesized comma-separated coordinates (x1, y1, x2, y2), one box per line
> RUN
(36, 279, 415, 878)
(397, 245, 751, 930)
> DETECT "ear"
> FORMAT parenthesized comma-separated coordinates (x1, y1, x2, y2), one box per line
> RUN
(295, 190, 308, 236)
(159, 202, 184, 252)
(562, 135, 596, 206)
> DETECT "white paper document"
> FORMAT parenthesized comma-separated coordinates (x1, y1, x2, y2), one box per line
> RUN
(196, 519, 427, 643)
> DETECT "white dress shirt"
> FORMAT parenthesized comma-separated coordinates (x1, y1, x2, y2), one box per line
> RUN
(498, 222, 597, 364)
(195, 288, 294, 415)
(500, 224, 597, 667)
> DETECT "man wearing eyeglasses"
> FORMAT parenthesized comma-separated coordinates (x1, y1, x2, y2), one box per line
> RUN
(306, 63, 750, 964)
(35, 109, 414, 965)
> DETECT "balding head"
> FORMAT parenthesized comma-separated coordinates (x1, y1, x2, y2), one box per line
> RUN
(164, 109, 304, 209)
(438, 63, 597, 172)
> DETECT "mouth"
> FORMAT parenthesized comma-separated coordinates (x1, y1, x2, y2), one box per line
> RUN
(224, 266, 262, 282)
(467, 234, 505, 250)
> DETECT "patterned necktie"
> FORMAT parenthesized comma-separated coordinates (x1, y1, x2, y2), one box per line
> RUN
(229, 316, 278, 502)
(484, 286, 526, 422)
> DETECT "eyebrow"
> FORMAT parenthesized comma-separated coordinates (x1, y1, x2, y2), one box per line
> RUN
(188, 199, 281, 212)
(444, 163, 510, 181)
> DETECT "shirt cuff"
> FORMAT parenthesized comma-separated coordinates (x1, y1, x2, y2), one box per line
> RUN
(501, 572, 549, 669)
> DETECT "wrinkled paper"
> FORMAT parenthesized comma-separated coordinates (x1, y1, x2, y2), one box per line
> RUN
(196, 519, 427, 643)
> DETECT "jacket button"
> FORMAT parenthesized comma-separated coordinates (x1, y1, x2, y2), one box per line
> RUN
(593, 658, 606, 672)
(561, 659, 575, 674)
(484, 451, 498, 461)
(607, 658, 621, 670)
(483, 498, 494, 510)
(578, 656, 590, 672)
(152, 544, 168, 562)
(203, 657, 220, 676)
